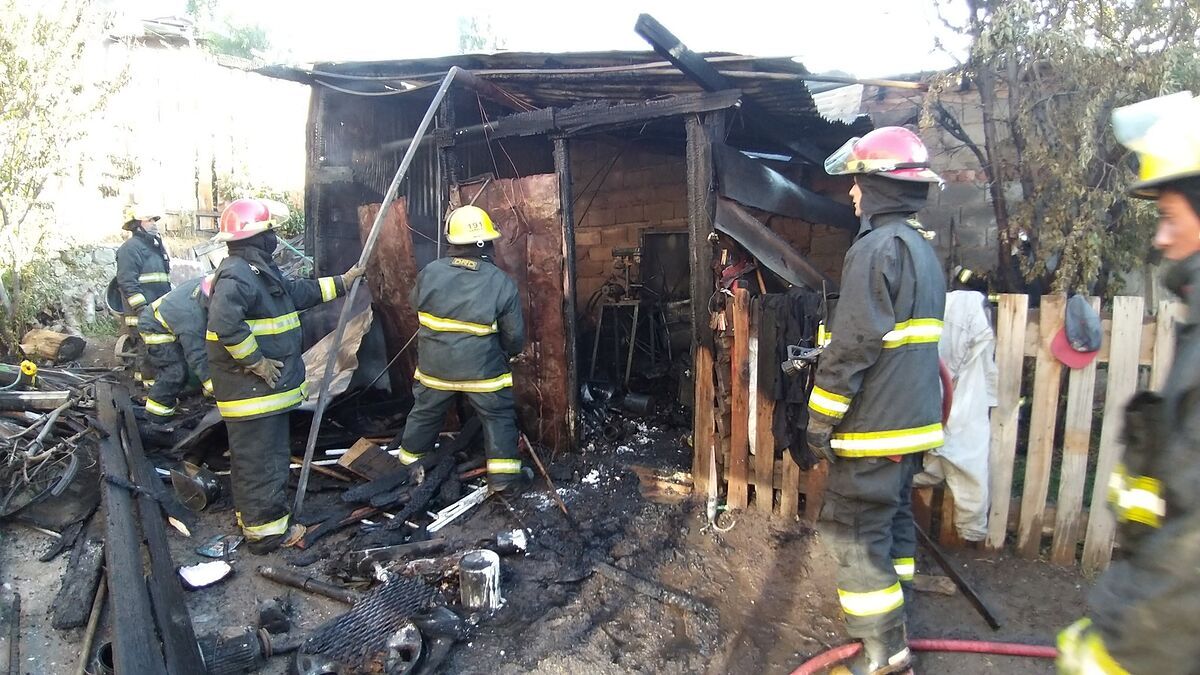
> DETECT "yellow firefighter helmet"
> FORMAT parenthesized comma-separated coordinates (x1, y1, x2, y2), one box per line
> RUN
(445, 205, 501, 245)
(1112, 91, 1200, 198)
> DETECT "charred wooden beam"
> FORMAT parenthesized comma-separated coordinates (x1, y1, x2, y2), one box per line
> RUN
(115, 388, 206, 674)
(554, 137, 580, 449)
(96, 382, 167, 674)
(50, 527, 103, 630)
(635, 14, 825, 164)
(377, 90, 741, 155)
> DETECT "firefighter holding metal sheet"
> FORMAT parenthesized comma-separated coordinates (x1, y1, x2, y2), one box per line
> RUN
(116, 205, 172, 385)
(806, 127, 947, 675)
(137, 274, 215, 426)
(206, 198, 363, 554)
(396, 205, 530, 493)
(1057, 91, 1200, 675)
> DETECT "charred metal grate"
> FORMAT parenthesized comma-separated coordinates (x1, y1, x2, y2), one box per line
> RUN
(300, 575, 438, 668)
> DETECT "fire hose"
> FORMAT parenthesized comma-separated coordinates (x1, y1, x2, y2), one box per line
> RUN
(789, 638, 1058, 675)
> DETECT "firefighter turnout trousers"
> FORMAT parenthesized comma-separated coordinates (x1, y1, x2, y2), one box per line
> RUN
(820, 454, 919, 638)
(144, 342, 188, 421)
(226, 412, 292, 541)
(398, 383, 521, 477)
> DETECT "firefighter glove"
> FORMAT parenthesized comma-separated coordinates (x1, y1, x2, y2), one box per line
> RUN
(245, 357, 283, 389)
(806, 420, 837, 465)
(342, 264, 366, 286)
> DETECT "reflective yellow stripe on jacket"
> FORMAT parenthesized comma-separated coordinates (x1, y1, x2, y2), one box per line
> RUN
(417, 312, 498, 336)
(1108, 464, 1165, 528)
(414, 369, 512, 393)
(830, 423, 944, 457)
(245, 312, 300, 336)
(127, 293, 147, 309)
(142, 332, 177, 345)
(138, 272, 171, 284)
(809, 385, 851, 420)
(882, 318, 943, 348)
(216, 383, 307, 419)
(837, 582, 905, 617)
(319, 277, 339, 303)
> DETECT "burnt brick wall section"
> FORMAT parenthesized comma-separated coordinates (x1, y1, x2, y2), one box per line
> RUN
(568, 136, 854, 317)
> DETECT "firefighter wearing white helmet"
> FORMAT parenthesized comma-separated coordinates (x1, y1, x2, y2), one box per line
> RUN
(1058, 92, 1200, 675)
(115, 203, 171, 386)
(393, 204, 530, 493)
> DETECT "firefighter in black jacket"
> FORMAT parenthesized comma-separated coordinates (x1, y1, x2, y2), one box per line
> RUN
(808, 127, 946, 675)
(1057, 92, 1200, 675)
(397, 205, 529, 492)
(116, 205, 172, 385)
(206, 198, 363, 554)
(137, 274, 214, 424)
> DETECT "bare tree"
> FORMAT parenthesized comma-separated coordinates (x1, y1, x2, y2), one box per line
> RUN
(928, 0, 1199, 293)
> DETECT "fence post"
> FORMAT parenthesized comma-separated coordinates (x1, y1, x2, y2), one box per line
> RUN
(1050, 296, 1101, 565)
(1082, 296, 1145, 574)
(986, 294, 1029, 553)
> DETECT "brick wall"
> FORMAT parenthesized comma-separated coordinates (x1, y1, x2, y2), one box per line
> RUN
(569, 136, 857, 313)
(570, 137, 688, 311)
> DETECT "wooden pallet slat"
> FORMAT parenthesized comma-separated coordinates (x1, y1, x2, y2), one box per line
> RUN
(1050, 297, 1101, 565)
(727, 288, 751, 509)
(986, 294, 1030, 552)
(802, 462, 827, 523)
(939, 488, 965, 549)
(1017, 295, 1067, 558)
(752, 300, 777, 512)
(1082, 295, 1145, 574)
(1151, 301, 1183, 390)
(692, 345, 717, 498)
(781, 457, 802, 518)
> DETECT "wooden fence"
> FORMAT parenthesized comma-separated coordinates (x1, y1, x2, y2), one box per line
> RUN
(697, 292, 1182, 573)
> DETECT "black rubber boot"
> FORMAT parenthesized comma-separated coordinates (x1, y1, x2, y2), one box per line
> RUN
(488, 467, 533, 495)
(834, 626, 912, 675)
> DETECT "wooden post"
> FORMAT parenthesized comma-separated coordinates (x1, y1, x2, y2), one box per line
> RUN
(986, 294, 1029, 553)
(1151, 300, 1183, 390)
(1050, 296, 1101, 566)
(781, 460, 801, 519)
(913, 487, 934, 532)
(938, 489, 965, 549)
(1082, 296, 1145, 574)
(802, 463, 826, 523)
(554, 137, 581, 448)
(686, 111, 724, 497)
(1017, 294, 1067, 559)
(752, 299, 777, 512)
(728, 287, 751, 508)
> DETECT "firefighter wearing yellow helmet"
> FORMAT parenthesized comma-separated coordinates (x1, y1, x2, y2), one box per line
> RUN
(1058, 91, 1200, 675)
(394, 204, 530, 492)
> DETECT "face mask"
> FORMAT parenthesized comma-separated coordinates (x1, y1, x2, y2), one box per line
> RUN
(256, 231, 279, 255)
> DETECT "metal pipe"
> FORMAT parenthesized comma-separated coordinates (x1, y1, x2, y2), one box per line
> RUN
(257, 566, 358, 606)
(73, 578, 106, 675)
(293, 67, 464, 519)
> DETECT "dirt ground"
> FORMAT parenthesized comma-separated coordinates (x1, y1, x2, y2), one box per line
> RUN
(0, 403, 1087, 674)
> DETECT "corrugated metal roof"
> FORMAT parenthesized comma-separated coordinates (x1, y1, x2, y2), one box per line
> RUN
(258, 50, 872, 149)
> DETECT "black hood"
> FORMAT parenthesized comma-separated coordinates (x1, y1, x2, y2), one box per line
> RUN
(856, 174, 932, 235)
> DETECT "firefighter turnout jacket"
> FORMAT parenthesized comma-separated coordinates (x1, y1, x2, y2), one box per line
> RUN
(206, 247, 345, 421)
(116, 229, 171, 324)
(410, 255, 524, 393)
(137, 276, 212, 394)
(808, 214, 947, 457)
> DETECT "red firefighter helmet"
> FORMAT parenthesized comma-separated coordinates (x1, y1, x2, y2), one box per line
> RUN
(215, 198, 276, 242)
(824, 126, 942, 183)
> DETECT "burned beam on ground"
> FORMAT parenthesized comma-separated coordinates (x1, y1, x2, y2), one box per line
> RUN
(96, 382, 167, 674)
(377, 90, 741, 155)
(50, 528, 103, 630)
(714, 198, 836, 293)
(635, 14, 825, 164)
(712, 143, 858, 231)
(114, 386, 206, 673)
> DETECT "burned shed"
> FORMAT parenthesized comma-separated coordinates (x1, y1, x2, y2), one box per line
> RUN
(260, 24, 871, 488)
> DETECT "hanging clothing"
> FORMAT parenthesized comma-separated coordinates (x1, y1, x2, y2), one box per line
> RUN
(913, 290, 997, 541)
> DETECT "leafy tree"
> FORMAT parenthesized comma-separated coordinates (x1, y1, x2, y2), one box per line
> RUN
(205, 21, 270, 61)
(457, 15, 506, 54)
(0, 0, 124, 342)
(928, 0, 1199, 294)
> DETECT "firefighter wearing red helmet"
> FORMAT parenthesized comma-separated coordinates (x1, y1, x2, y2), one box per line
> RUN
(206, 198, 364, 554)
(809, 127, 947, 675)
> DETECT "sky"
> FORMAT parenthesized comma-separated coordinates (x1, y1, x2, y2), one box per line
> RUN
(124, 0, 969, 78)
